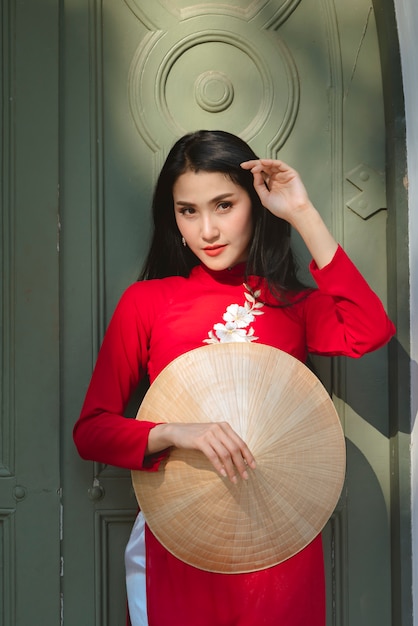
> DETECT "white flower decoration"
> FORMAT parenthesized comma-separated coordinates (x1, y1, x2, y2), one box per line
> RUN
(223, 304, 255, 328)
(203, 285, 264, 344)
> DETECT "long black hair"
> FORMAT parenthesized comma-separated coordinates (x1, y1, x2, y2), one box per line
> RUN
(139, 130, 307, 300)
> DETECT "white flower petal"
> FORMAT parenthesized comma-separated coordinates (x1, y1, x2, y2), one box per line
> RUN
(203, 285, 265, 346)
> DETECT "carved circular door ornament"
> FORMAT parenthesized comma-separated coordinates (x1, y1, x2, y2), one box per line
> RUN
(194, 71, 235, 113)
(128, 15, 299, 152)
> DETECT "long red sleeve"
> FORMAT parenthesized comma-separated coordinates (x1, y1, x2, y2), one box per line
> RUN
(73, 282, 170, 470)
(306, 245, 395, 356)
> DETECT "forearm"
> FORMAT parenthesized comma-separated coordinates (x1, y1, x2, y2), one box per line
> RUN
(289, 201, 338, 269)
(146, 423, 174, 455)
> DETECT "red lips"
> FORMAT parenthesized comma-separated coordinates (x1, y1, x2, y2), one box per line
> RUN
(203, 245, 227, 257)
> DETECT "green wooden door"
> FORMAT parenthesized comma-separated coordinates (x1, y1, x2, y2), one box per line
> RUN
(66, 0, 393, 624)
(1, 2, 402, 626)
(0, 1, 61, 624)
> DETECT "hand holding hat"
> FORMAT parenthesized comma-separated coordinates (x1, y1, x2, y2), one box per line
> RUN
(132, 343, 346, 574)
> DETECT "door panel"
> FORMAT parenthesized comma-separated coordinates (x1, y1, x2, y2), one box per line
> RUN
(0, 1, 61, 625)
(61, 1, 391, 624)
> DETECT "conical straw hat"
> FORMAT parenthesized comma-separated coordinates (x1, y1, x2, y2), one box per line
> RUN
(132, 343, 346, 574)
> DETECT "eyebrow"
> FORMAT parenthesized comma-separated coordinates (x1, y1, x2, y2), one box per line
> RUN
(174, 192, 235, 207)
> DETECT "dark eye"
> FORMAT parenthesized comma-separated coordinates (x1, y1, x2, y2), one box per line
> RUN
(179, 207, 195, 215)
(218, 202, 232, 211)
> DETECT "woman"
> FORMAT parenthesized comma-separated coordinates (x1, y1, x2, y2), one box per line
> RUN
(73, 130, 395, 626)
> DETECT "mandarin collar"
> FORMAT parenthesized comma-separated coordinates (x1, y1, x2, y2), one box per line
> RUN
(190, 262, 246, 286)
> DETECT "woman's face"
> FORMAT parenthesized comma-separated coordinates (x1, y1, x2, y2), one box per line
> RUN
(173, 170, 254, 271)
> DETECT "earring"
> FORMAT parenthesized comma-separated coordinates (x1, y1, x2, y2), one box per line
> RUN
(182, 236, 186, 247)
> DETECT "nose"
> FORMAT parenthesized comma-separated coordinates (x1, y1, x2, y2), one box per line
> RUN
(201, 214, 219, 242)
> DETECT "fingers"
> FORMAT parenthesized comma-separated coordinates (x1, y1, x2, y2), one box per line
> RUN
(167, 422, 255, 483)
(170, 422, 256, 484)
(240, 159, 289, 173)
(241, 159, 297, 192)
(202, 422, 256, 484)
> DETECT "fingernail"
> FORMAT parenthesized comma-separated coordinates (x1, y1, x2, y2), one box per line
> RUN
(220, 468, 227, 477)
(243, 470, 249, 480)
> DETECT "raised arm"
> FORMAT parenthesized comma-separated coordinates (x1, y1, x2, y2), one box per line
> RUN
(241, 159, 338, 269)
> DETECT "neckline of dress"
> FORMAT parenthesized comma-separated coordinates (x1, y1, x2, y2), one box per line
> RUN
(191, 262, 247, 285)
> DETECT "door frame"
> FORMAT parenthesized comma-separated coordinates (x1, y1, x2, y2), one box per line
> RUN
(373, 1, 412, 624)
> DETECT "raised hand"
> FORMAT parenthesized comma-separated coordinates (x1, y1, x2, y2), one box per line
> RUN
(241, 158, 338, 269)
(240, 159, 310, 223)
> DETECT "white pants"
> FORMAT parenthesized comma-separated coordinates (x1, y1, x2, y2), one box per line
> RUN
(125, 511, 148, 626)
